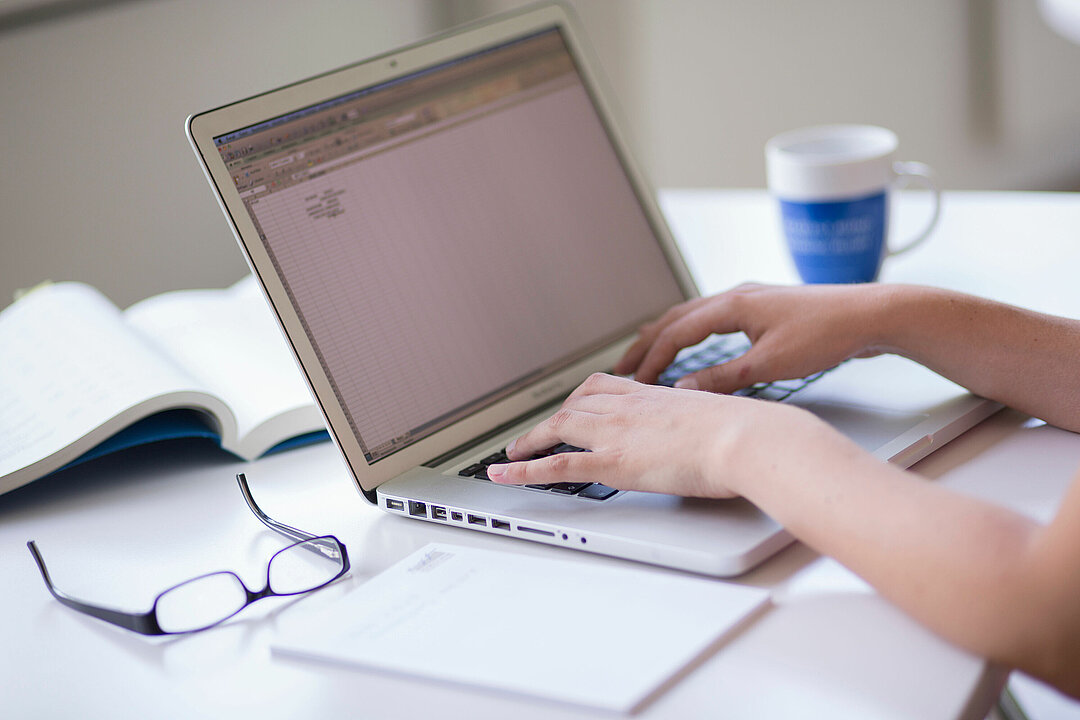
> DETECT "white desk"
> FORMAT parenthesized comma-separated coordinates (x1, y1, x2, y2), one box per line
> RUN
(3, 191, 1080, 719)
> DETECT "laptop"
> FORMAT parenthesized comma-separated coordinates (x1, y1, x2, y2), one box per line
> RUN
(187, 2, 999, 576)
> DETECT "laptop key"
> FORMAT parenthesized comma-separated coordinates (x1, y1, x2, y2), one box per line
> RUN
(481, 451, 508, 465)
(548, 482, 591, 494)
(578, 483, 619, 500)
(459, 463, 485, 477)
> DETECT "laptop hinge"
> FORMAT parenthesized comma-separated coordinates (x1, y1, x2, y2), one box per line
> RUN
(422, 397, 564, 469)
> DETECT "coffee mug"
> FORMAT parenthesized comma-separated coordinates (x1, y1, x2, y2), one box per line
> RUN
(765, 124, 940, 284)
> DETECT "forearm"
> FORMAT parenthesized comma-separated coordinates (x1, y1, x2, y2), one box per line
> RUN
(730, 430, 1080, 693)
(871, 285, 1080, 432)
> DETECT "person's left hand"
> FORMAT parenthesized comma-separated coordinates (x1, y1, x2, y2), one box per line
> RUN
(487, 372, 836, 499)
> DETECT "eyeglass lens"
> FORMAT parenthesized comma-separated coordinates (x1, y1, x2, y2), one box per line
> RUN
(268, 539, 344, 595)
(151, 537, 344, 633)
(155, 572, 249, 633)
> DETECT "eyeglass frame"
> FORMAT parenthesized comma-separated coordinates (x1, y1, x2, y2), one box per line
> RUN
(26, 472, 350, 636)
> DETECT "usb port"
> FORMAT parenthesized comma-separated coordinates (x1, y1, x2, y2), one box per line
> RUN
(386, 498, 404, 511)
(467, 514, 487, 527)
(408, 501, 427, 517)
(491, 519, 511, 531)
(431, 506, 447, 521)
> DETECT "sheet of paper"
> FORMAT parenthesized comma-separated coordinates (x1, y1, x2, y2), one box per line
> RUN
(273, 543, 770, 713)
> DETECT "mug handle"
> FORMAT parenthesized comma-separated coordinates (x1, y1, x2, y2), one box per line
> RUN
(888, 161, 941, 256)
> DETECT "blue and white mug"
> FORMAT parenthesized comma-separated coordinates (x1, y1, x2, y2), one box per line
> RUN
(766, 125, 940, 284)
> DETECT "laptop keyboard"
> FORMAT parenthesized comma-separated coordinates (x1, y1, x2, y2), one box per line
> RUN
(460, 335, 837, 502)
(658, 334, 834, 401)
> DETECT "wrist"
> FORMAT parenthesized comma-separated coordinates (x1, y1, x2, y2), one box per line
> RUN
(707, 402, 831, 500)
(862, 284, 948, 358)
(721, 406, 883, 528)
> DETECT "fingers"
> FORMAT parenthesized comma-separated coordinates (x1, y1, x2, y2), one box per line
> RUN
(674, 352, 761, 393)
(563, 372, 639, 402)
(614, 297, 710, 375)
(505, 374, 632, 461)
(488, 450, 611, 488)
(493, 376, 627, 484)
(633, 300, 750, 385)
(616, 285, 771, 378)
(502, 373, 648, 467)
(507, 407, 597, 460)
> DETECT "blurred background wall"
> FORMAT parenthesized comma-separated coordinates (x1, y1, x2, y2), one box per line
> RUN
(3, 0, 1080, 307)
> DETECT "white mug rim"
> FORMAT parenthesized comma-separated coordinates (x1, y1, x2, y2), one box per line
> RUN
(766, 124, 899, 167)
(766, 124, 901, 201)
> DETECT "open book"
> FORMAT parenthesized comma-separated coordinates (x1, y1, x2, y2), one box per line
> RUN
(0, 276, 327, 496)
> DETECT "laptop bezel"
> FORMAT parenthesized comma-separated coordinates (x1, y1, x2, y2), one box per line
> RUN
(187, 2, 699, 496)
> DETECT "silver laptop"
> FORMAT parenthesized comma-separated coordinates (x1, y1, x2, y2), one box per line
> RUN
(187, 3, 999, 576)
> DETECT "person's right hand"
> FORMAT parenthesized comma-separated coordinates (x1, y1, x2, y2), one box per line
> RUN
(616, 282, 892, 393)
(490, 372, 850, 500)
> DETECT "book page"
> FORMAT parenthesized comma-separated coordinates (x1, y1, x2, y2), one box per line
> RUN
(123, 276, 320, 452)
(0, 283, 212, 479)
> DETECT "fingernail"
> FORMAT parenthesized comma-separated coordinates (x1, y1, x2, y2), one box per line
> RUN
(675, 377, 697, 390)
(506, 438, 517, 456)
(487, 464, 506, 481)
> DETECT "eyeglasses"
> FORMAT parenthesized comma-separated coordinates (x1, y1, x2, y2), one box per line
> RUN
(26, 473, 350, 635)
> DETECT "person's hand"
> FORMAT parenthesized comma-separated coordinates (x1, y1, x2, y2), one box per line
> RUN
(616, 282, 890, 392)
(487, 373, 846, 499)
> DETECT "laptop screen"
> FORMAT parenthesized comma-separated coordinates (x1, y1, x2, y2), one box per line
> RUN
(213, 27, 684, 463)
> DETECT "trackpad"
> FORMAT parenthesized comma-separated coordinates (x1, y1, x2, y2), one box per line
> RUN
(796, 400, 928, 452)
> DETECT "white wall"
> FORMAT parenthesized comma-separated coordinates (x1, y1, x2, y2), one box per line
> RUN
(470, 0, 1080, 191)
(4, 0, 1080, 307)
(0, 0, 436, 307)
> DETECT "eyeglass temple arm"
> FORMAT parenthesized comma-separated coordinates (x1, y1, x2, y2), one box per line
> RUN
(26, 541, 164, 635)
(235, 473, 317, 544)
(235, 473, 345, 563)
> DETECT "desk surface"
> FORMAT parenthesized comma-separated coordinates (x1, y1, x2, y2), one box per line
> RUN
(3, 190, 1080, 719)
